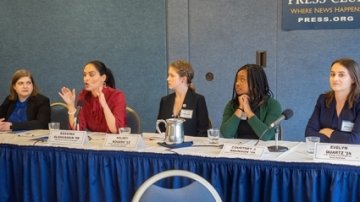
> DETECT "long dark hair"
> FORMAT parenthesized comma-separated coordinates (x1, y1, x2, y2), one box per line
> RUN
(325, 58, 360, 108)
(85, 60, 116, 88)
(231, 64, 273, 110)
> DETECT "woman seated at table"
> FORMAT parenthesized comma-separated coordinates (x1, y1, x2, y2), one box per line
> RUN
(305, 58, 360, 144)
(157, 59, 210, 136)
(0, 69, 50, 131)
(59, 60, 127, 133)
(220, 64, 282, 140)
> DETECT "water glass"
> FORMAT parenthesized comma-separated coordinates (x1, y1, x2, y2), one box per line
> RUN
(48, 122, 60, 130)
(119, 127, 131, 134)
(207, 128, 220, 144)
(306, 136, 320, 154)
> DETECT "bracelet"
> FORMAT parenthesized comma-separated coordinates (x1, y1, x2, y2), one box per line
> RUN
(68, 109, 76, 115)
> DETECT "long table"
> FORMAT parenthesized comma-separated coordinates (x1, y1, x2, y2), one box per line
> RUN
(0, 130, 359, 202)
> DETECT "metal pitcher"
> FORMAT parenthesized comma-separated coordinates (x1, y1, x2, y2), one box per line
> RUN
(156, 118, 185, 144)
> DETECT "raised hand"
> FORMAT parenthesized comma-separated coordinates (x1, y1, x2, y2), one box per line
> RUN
(59, 87, 76, 108)
(95, 86, 107, 107)
(239, 94, 254, 118)
(239, 95, 250, 111)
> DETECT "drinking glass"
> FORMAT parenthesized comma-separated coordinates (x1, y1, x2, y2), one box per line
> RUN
(48, 122, 60, 130)
(207, 128, 220, 144)
(306, 136, 320, 154)
(119, 127, 131, 134)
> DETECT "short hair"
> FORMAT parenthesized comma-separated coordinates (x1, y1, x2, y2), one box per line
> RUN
(232, 64, 272, 110)
(9, 69, 39, 101)
(85, 60, 116, 88)
(326, 58, 360, 108)
(169, 60, 195, 91)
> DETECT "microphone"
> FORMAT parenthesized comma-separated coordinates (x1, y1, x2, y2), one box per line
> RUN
(269, 109, 293, 129)
(74, 100, 84, 131)
(74, 100, 84, 118)
(254, 109, 293, 146)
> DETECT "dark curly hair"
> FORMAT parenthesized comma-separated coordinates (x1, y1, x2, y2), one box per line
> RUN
(231, 64, 273, 110)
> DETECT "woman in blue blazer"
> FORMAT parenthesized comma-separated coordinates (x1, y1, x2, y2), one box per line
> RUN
(305, 58, 360, 144)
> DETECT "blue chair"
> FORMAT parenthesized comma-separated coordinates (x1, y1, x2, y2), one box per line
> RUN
(126, 106, 141, 134)
(132, 170, 222, 202)
(50, 102, 69, 130)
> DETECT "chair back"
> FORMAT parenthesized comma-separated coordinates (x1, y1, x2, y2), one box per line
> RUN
(126, 106, 141, 134)
(50, 102, 69, 130)
(132, 170, 222, 202)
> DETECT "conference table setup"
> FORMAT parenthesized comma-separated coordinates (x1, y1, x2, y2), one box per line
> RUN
(1, 130, 360, 202)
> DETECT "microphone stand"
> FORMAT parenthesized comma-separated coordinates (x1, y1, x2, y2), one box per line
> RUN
(267, 125, 288, 152)
(75, 106, 82, 131)
(76, 118, 80, 131)
(254, 128, 268, 146)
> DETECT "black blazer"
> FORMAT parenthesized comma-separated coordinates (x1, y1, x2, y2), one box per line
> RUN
(0, 94, 50, 130)
(157, 90, 210, 137)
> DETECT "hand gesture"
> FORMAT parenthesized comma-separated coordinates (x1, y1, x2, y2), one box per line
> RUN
(94, 86, 107, 107)
(239, 94, 250, 112)
(238, 94, 254, 118)
(59, 87, 76, 108)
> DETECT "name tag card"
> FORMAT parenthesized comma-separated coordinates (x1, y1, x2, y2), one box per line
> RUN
(48, 130, 87, 145)
(314, 143, 360, 161)
(219, 144, 265, 159)
(103, 134, 143, 149)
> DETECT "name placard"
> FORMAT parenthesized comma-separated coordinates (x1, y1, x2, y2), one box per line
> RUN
(219, 144, 265, 159)
(48, 130, 87, 145)
(314, 143, 360, 161)
(103, 134, 142, 149)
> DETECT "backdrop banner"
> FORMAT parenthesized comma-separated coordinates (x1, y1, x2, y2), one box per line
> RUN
(282, 0, 360, 30)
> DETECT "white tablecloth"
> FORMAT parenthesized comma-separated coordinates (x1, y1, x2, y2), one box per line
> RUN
(1, 130, 359, 166)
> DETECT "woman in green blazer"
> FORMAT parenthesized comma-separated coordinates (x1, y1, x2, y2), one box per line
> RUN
(220, 64, 282, 140)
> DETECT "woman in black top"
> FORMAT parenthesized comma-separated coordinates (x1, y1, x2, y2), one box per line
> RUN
(0, 69, 50, 131)
(157, 60, 210, 136)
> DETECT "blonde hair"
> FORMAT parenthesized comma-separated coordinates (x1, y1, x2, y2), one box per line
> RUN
(169, 60, 195, 91)
(9, 69, 39, 100)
